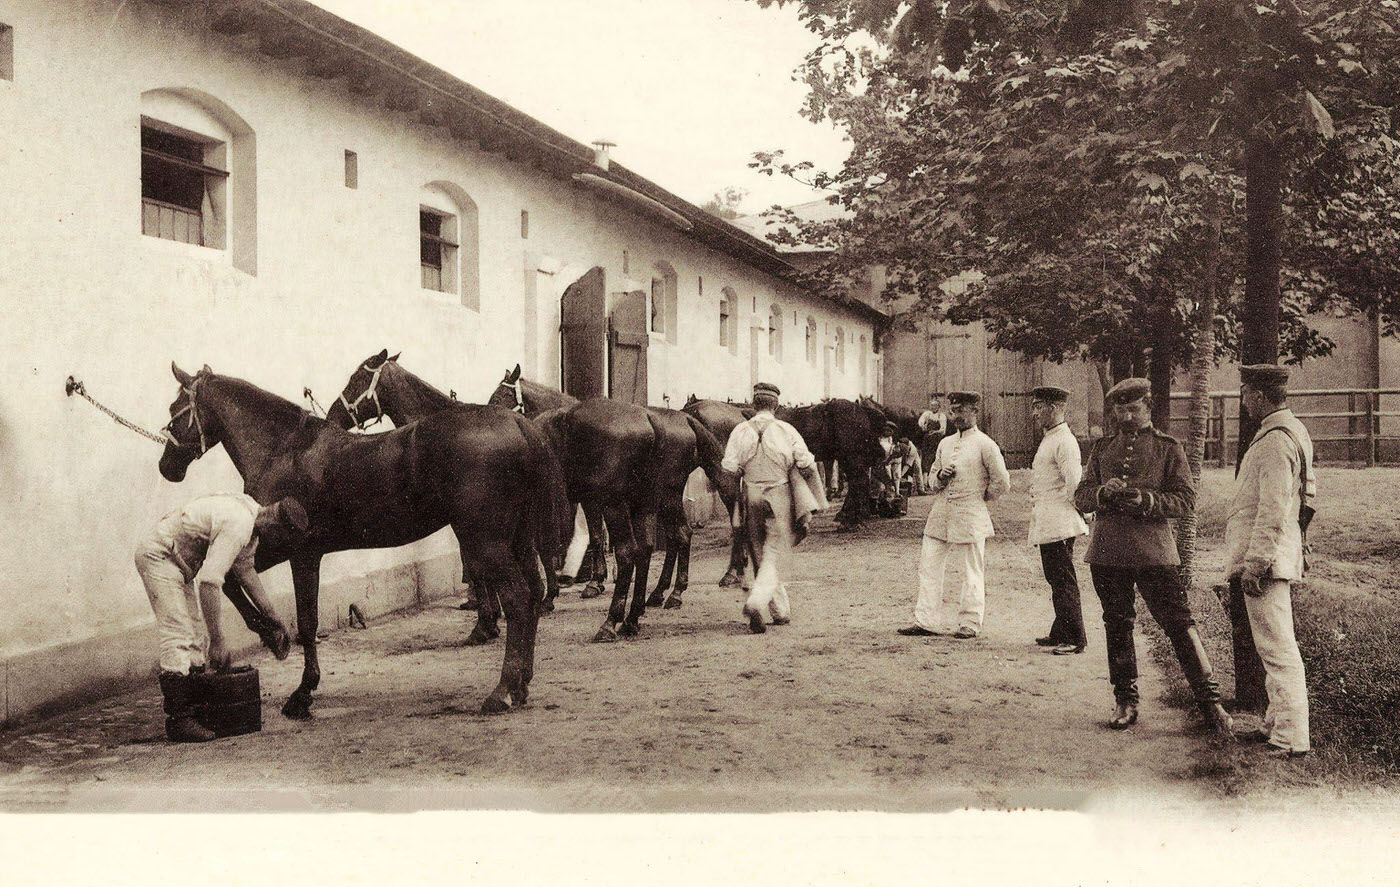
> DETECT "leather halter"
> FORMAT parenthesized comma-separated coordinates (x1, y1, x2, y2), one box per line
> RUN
(162, 375, 210, 455)
(496, 378, 526, 414)
(339, 361, 388, 429)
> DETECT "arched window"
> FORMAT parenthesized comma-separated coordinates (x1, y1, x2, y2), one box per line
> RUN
(835, 327, 846, 371)
(768, 304, 784, 361)
(720, 287, 738, 353)
(651, 261, 678, 342)
(140, 88, 257, 273)
(805, 316, 818, 364)
(419, 181, 480, 310)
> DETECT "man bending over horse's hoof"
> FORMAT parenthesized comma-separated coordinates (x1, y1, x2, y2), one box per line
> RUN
(134, 494, 309, 742)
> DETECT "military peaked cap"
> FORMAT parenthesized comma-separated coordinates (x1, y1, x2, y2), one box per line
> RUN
(1105, 377, 1151, 406)
(1240, 364, 1290, 387)
(753, 381, 780, 398)
(947, 391, 981, 406)
(1030, 385, 1071, 404)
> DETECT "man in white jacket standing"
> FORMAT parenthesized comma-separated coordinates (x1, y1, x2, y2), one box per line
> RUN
(898, 391, 1011, 640)
(1028, 386, 1090, 655)
(1226, 364, 1317, 758)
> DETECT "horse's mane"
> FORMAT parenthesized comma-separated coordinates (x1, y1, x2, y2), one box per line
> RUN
(212, 374, 328, 445)
(521, 377, 579, 405)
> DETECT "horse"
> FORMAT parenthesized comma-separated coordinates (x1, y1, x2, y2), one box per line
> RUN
(681, 396, 756, 588)
(715, 397, 887, 530)
(322, 352, 573, 645)
(487, 366, 739, 618)
(157, 363, 563, 717)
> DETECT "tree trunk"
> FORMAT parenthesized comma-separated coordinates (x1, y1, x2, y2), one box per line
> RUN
(1177, 216, 1221, 589)
(1236, 133, 1284, 466)
(1148, 341, 1174, 433)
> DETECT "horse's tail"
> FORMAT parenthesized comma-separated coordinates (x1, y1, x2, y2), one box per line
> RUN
(517, 413, 568, 572)
(684, 412, 737, 509)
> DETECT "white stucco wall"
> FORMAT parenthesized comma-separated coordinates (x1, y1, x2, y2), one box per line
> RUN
(0, 0, 875, 720)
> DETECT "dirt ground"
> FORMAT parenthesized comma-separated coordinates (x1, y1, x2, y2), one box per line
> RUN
(3, 473, 1396, 815)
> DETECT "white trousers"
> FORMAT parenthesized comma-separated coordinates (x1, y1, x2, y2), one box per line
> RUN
(134, 541, 208, 675)
(914, 535, 986, 634)
(562, 506, 591, 578)
(744, 491, 793, 622)
(1245, 579, 1311, 752)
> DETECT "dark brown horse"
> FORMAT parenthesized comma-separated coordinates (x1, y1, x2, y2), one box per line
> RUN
(710, 397, 887, 530)
(323, 353, 573, 643)
(680, 396, 755, 588)
(158, 364, 562, 717)
(487, 366, 739, 617)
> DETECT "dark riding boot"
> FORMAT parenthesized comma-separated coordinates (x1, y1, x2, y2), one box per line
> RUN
(159, 671, 215, 743)
(1166, 625, 1234, 736)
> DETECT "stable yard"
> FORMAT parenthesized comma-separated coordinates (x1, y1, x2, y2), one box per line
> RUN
(1, 469, 1397, 814)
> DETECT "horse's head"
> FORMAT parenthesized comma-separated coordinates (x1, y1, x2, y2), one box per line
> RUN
(325, 349, 398, 430)
(159, 362, 219, 482)
(684, 393, 699, 409)
(487, 364, 526, 414)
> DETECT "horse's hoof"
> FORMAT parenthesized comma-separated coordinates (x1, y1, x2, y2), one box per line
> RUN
(480, 696, 511, 715)
(718, 571, 742, 588)
(645, 591, 666, 608)
(617, 621, 639, 637)
(516, 686, 530, 706)
(663, 596, 683, 610)
(281, 697, 312, 720)
(540, 599, 556, 615)
(556, 575, 575, 588)
(580, 584, 604, 600)
(592, 626, 619, 643)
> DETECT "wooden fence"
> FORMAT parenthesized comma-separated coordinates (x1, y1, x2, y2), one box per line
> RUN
(1166, 388, 1400, 466)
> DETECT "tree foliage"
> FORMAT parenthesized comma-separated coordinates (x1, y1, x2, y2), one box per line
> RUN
(751, 0, 1400, 371)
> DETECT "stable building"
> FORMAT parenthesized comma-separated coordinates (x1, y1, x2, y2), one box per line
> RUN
(0, 0, 883, 724)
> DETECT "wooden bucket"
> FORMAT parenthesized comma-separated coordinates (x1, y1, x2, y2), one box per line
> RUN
(190, 666, 262, 738)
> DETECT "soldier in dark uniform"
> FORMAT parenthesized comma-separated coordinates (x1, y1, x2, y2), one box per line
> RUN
(1074, 378, 1234, 734)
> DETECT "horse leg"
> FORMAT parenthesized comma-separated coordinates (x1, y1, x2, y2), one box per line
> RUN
(540, 549, 560, 614)
(647, 544, 676, 608)
(470, 540, 533, 714)
(719, 498, 747, 587)
(281, 555, 322, 720)
(655, 498, 691, 609)
(621, 510, 656, 636)
(515, 541, 546, 702)
(580, 502, 608, 600)
(835, 456, 864, 531)
(462, 540, 501, 645)
(593, 504, 636, 643)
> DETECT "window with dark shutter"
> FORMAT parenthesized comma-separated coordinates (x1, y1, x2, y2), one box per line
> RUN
(141, 124, 227, 247)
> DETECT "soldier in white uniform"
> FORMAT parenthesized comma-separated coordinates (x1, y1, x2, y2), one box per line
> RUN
(134, 493, 308, 741)
(1027, 386, 1091, 655)
(898, 391, 1011, 639)
(721, 381, 818, 635)
(1225, 364, 1317, 758)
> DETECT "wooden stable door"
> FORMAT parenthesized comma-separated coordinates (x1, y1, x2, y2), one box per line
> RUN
(609, 288, 649, 405)
(561, 266, 606, 400)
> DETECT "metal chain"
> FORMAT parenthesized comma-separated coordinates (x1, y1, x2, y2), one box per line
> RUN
(65, 376, 171, 446)
(303, 387, 328, 419)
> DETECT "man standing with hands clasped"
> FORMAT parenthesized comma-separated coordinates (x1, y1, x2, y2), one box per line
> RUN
(1074, 378, 1233, 734)
(898, 391, 1010, 640)
(1028, 386, 1090, 656)
(1225, 364, 1316, 759)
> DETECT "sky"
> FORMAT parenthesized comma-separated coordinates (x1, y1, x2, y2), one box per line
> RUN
(310, 0, 852, 215)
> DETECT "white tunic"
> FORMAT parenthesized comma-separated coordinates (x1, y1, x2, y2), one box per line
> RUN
(923, 427, 1011, 543)
(1224, 408, 1316, 580)
(1028, 422, 1090, 545)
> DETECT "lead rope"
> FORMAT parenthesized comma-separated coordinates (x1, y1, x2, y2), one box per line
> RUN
(65, 376, 173, 446)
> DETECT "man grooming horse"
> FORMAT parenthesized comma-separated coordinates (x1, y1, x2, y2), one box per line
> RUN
(134, 493, 306, 741)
